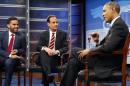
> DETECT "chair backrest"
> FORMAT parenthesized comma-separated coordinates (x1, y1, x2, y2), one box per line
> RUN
(121, 33, 130, 68)
(77, 33, 130, 86)
(121, 33, 130, 82)
(122, 33, 130, 58)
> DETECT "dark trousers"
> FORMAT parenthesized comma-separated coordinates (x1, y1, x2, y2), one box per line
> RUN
(0, 57, 19, 86)
(39, 51, 61, 86)
(60, 48, 122, 86)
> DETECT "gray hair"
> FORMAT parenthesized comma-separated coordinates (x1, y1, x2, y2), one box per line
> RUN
(105, 1, 120, 14)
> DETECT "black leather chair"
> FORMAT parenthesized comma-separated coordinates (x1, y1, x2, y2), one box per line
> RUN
(29, 52, 68, 86)
(77, 33, 130, 86)
(0, 58, 26, 86)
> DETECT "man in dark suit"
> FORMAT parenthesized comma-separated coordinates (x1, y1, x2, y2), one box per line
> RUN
(37, 15, 68, 86)
(60, 1, 129, 86)
(0, 16, 26, 86)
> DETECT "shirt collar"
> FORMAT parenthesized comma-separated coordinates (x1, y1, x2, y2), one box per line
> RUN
(9, 30, 15, 36)
(49, 29, 56, 34)
(110, 16, 120, 27)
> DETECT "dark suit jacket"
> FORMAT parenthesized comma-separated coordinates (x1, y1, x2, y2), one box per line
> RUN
(0, 31, 26, 59)
(91, 17, 129, 53)
(89, 17, 129, 78)
(37, 29, 68, 55)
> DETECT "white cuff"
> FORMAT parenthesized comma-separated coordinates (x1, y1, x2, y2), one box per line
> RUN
(41, 46, 46, 51)
(56, 50, 60, 56)
(9, 54, 12, 58)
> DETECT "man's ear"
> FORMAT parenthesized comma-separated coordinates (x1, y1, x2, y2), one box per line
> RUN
(7, 24, 10, 28)
(110, 7, 115, 13)
(47, 23, 49, 27)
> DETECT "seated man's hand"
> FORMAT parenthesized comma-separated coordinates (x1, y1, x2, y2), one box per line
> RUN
(10, 49, 18, 55)
(44, 47, 56, 56)
(78, 49, 90, 60)
(91, 32, 99, 44)
(11, 54, 19, 59)
(53, 50, 60, 56)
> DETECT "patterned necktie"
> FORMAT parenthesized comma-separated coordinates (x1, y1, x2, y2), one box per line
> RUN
(49, 33, 55, 49)
(8, 34, 14, 53)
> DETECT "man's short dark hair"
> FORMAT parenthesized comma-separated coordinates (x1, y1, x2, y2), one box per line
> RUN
(46, 15, 57, 23)
(7, 16, 18, 24)
(105, 1, 120, 14)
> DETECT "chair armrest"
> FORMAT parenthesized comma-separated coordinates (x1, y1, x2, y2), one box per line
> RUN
(86, 51, 122, 58)
(31, 52, 40, 57)
(112, 51, 122, 55)
(61, 51, 70, 59)
(30, 52, 40, 66)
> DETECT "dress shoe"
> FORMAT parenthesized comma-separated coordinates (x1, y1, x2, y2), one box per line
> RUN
(41, 76, 55, 83)
(48, 76, 55, 83)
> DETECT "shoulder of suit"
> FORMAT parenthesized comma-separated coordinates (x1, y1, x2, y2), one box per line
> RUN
(0, 32, 7, 40)
(15, 32, 25, 37)
(57, 29, 66, 33)
(112, 17, 125, 26)
(42, 30, 48, 33)
(0, 31, 8, 35)
(15, 32, 23, 35)
(42, 30, 48, 34)
(40, 30, 48, 36)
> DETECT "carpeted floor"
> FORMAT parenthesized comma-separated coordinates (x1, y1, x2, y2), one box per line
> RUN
(3, 78, 130, 86)
(2, 76, 59, 86)
(1, 75, 130, 86)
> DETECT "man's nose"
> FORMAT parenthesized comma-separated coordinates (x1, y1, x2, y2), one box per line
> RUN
(102, 13, 104, 17)
(55, 23, 58, 26)
(15, 25, 19, 28)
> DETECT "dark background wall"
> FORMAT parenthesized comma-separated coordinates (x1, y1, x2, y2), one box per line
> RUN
(0, 0, 84, 53)
(30, 0, 84, 53)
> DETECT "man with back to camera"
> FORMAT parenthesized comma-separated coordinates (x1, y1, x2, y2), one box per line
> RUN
(37, 15, 68, 86)
(0, 16, 26, 86)
(60, 1, 129, 86)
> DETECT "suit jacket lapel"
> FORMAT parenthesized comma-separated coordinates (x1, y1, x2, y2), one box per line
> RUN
(5, 32, 9, 50)
(55, 30, 60, 48)
(46, 31, 49, 46)
(99, 29, 112, 45)
(13, 33, 18, 49)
